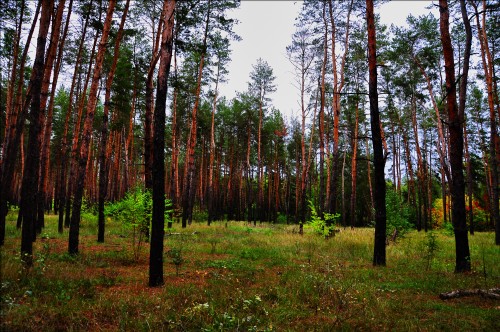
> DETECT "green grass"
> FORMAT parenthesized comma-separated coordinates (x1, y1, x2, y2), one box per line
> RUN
(1, 212, 499, 331)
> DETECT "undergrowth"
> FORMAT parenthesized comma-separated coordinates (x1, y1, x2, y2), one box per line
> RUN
(1, 212, 499, 331)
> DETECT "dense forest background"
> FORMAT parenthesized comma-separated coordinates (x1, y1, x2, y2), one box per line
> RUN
(0, 0, 499, 283)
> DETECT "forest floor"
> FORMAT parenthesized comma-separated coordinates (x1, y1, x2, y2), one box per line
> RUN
(1, 212, 499, 331)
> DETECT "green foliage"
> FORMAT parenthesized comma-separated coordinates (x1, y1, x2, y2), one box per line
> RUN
(105, 187, 172, 260)
(385, 188, 413, 239)
(423, 231, 439, 271)
(276, 212, 288, 224)
(81, 196, 97, 224)
(167, 248, 184, 276)
(307, 201, 339, 238)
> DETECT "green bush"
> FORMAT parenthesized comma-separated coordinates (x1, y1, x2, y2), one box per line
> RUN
(105, 187, 172, 260)
(308, 201, 339, 238)
(385, 188, 413, 239)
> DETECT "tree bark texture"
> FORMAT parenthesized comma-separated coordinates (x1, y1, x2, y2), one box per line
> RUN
(20, 0, 53, 266)
(366, 0, 387, 266)
(439, 0, 471, 272)
(69, 0, 117, 255)
(149, 0, 175, 287)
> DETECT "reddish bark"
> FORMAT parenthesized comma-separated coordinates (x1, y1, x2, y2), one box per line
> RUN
(366, 0, 387, 266)
(182, 0, 211, 228)
(97, 0, 130, 243)
(37, 0, 69, 233)
(439, 0, 471, 271)
(69, 0, 117, 255)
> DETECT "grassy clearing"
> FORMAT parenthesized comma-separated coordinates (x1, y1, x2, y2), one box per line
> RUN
(1, 213, 499, 331)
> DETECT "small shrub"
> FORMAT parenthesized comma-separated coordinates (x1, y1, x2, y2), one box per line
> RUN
(308, 201, 339, 238)
(167, 248, 184, 276)
(105, 187, 172, 261)
(385, 188, 413, 240)
(423, 231, 439, 271)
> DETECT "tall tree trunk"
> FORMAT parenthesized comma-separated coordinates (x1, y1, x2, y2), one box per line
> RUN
(318, 5, 328, 219)
(65, 9, 100, 228)
(364, 121, 374, 223)
(0, 0, 40, 246)
(327, 0, 353, 214)
(471, 0, 500, 244)
(149, 0, 175, 287)
(2, 0, 26, 161)
(246, 115, 253, 225)
(411, 54, 450, 182)
(366, 0, 387, 266)
(350, 102, 359, 229)
(207, 63, 220, 225)
(439, 0, 471, 271)
(458, 0, 473, 235)
(56, 1, 92, 233)
(20, 0, 53, 266)
(37, 0, 69, 234)
(145, 14, 163, 193)
(170, 63, 180, 209)
(182, 0, 211, 228)
(97, 0, 130, 243)
(68, 0, 117, 255)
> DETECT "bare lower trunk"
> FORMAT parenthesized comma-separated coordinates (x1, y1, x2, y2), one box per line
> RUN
(366, 0, 387, 266)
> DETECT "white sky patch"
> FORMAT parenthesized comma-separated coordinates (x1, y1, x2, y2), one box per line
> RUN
(219, 1, 301, 119)
(219, 0, 434, 120)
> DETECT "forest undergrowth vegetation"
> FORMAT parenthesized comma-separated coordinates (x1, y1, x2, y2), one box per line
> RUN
(1, 211, 499, 331)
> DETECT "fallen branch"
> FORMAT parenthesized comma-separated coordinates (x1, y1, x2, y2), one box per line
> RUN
(439, 288, 500, 300)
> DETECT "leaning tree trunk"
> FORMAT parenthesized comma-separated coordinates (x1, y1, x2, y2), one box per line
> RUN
(366, 0, 387, 266)
(19, 0, 53, 266)
(68, 0, 117, 255)
(439, 0, 471, 272)
(149, 0, 175, 287)
(0, 1, 40, 246)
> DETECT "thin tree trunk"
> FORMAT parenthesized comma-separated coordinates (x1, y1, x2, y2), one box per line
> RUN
(350, 102, 359, 229)
(97, 0, 130, 243)
(57, 1, 93, 232)
(365, 122, 374, 223)
(207, 63, 220, 225)
(457, 0, 473, 235)
(471, 0, 499, 244)
(182, 0, 211, 228)
(327, 0, 353, 215)
(69, 0, 117, 255)
(65, 9, 100, 227)
(319, 5, 328, 219)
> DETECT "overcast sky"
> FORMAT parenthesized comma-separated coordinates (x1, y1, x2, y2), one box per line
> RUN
(218, 1, 435, 120)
